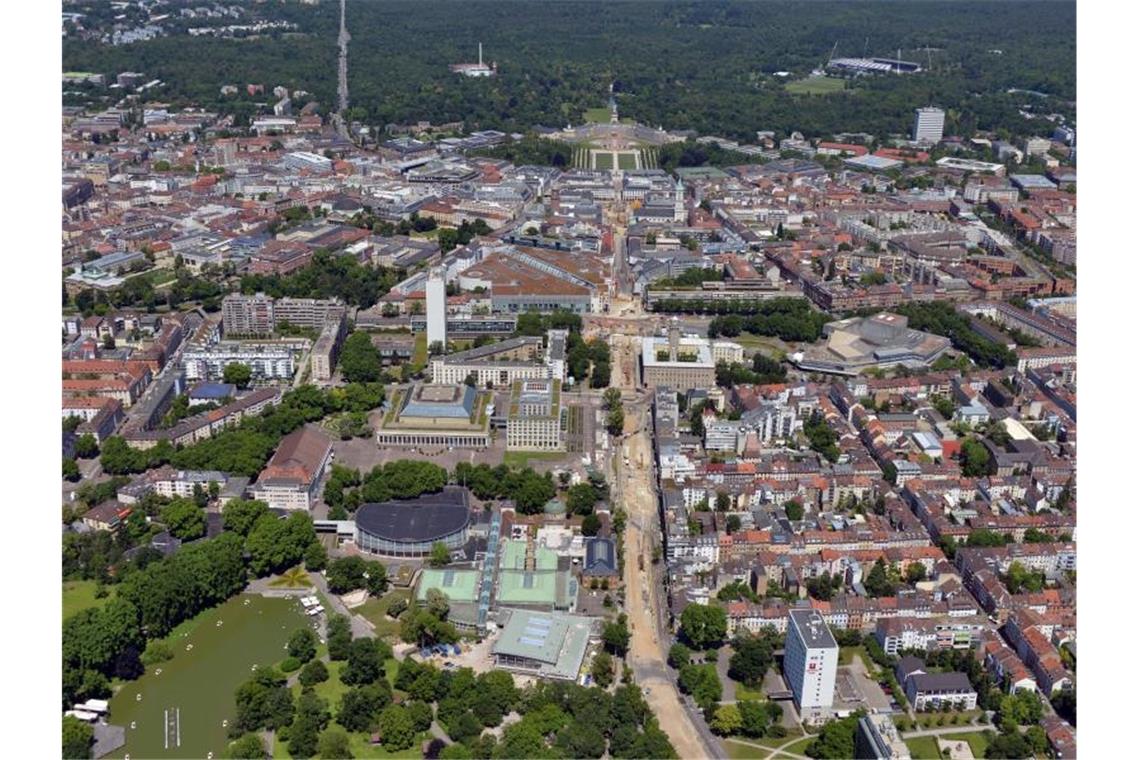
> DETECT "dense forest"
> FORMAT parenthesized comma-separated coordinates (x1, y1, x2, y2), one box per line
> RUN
(63, 1, 1075, 141)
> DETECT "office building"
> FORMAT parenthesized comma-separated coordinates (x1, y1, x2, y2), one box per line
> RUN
(506, 379, 565, 451)
(855, 714, 912, 759)
(784, 609, 839, 712)
(426, 267, 448, 349)
(640, 318, 717, 392)
(912, 107, 945, 144)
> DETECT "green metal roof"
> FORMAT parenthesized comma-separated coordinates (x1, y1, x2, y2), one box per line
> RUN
(415, 568, 480, 603)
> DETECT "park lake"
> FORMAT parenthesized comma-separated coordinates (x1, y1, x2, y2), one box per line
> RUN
(106, 594, 312, 759)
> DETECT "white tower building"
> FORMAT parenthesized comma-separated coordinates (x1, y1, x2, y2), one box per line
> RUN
(426, 267, 448, 350)
(784, 609, 839, 713)
(912, 107, 945, 144)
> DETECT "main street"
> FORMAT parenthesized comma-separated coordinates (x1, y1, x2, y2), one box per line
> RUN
(610, 329, 725, 760)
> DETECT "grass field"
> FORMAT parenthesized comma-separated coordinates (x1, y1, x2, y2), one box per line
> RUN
(617, 151, 639, 170)
(357, 590, 412, 640)
(594, 151, 614, 170)
(346, 730, 430, 759)
(583, 107, 612, 123)
(503, 450, 570, 468)
(734, 682, 765, 701)
(905, 730, 992, 758)
(108, 594, 312, 760)
(409, 333, 428, 372)
(785, 76, 845, 95)
(63, 580, 113, 621)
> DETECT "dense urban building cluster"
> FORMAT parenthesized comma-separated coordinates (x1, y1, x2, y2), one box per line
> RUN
(59, 3, 1077, 760)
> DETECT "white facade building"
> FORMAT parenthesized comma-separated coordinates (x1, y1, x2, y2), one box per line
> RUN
(784, 609, 839, 712)
(426, 267, 448, 350)
(912, 107, 945, 144)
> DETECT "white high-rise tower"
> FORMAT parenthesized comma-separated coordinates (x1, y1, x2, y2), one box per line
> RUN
(426, 267, 447, 350)
(912, 107, 945, 144)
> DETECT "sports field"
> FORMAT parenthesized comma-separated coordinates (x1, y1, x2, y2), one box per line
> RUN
(785, 76, 845, 95)
(106, 594, 311, 759)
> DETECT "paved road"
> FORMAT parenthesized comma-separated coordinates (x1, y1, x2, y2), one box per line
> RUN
(614, 347, 724, 760)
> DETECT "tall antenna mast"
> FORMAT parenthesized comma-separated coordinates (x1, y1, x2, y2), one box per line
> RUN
(897, 48, 901, 75)
(479, 42, 483, 67)
(863, 37, 869, 58)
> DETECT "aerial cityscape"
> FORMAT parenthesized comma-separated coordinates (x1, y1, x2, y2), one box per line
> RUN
(59, 2, 1077, 759)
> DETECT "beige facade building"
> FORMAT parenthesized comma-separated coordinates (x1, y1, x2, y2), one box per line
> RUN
(506, 379, 565, 451)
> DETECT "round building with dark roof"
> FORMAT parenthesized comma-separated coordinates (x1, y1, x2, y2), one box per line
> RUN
(353, 486, 471, 557)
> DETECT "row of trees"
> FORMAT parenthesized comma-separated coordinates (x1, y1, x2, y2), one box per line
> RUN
(892, 302, 1017, 369)
(702, 298, 831, 342)
(99, 383, 385, 478)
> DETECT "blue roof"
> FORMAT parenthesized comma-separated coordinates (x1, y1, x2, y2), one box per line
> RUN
(189, 382, 237, 400)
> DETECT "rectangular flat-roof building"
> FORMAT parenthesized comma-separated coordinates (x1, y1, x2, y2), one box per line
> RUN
(491, 610, 597, 681)
(784, 609, 839, 713)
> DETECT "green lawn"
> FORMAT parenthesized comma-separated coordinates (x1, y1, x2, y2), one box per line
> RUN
(409, 333, 428, 372)
(63, 580, 113, 621)
(503, 450, 569, 468)
(594, 152, 614, 170)
(725, 739, 770, 759)
(107, 594, 312, 760)
(785, 77, 845, 95)
(583, 107, 612, 123)
(384, 658, 400, 687)
(617, 151, 639, 170)
(729, 333, 789, 355)
(934, 731, 991, 757)
(347, 730, 430, 759)
(905, 735, 942, 759)
(357, 590, 412, 639)
(734, 682, 765, 701)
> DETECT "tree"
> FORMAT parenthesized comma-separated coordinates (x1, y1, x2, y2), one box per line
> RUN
(567, 483, 598, 515)
(960, 438, 995, 477)
(602, 614, 631, 656)
(606, 406, 625, 436)
(341, 638, 384, 686)
(317, 728, 353, 759)
(225, 734, 267, 759)
(327, 615, 353, 661)
(864, 558, 898, 598)
(62, 715, 94, 759)
(63, 457, 81, 481)
(581, 512, 601, 536)
(222, 499, 270, 537)
(738, 700, 781, 738)
(668, 642, 692, 669)
(74, 433, 100, 460)
(161, 498, 207, 541)
(337, 683, 392, 732)
(592, 650, 615, 688)
(784, 500, 805, 521)
(289, 628, 318, 663)
(715, 491, 731, 512)
(729, 632, 776, 687)
(300, 659, 329, 687)
(223, 362, 253, 389)
(378, 705, 416, 751)
(245, 511, 318, 576)
(425, 588, 451, 619)
(710, 703, 743, 736)
(429, 541, 451, 567)
(557, 720, 607, 759)
(339, 332, 384, 383)
(905, 563, 927, 584)
(679, 603, 728, 649)
(805, 714, 859, 759)
(677, 663, 721, 709)
(304, 541, 328, 572)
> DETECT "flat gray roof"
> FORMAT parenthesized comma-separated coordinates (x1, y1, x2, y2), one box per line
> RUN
(789, 609, 838, 649)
